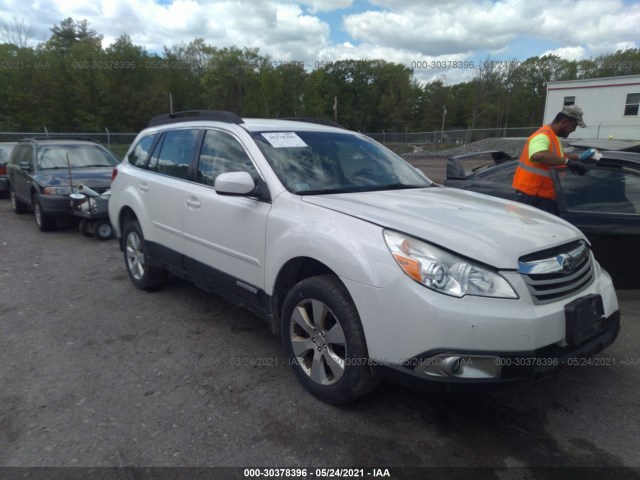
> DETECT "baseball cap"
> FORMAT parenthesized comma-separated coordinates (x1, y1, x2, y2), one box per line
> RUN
(561, 105, 586, 128)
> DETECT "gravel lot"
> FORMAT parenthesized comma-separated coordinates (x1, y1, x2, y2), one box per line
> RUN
(400, 137, 527, 182)
(1, 194, 640, 478)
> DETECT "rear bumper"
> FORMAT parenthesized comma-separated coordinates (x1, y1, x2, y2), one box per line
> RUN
(0, 177, 8, 192)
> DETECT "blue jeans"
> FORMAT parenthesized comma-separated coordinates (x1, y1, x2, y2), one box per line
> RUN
(513, 190, 557, 215)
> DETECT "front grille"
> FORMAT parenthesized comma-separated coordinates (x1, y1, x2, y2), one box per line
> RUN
(518, 240, 594, 304)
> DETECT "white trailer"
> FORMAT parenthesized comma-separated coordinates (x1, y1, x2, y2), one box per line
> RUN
(544, 75, 640, 141)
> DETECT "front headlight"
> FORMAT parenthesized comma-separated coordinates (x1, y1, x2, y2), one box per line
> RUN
(42, 186, 72, 195)
(384, 230, 517, 299)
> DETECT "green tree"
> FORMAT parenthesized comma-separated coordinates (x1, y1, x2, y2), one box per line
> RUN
(200, 46, 266, 114)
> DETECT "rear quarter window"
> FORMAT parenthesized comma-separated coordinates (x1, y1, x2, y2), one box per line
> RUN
(128, 134, 158, 168)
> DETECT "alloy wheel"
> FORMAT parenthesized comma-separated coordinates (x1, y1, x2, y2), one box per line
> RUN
(289, 298, 346, 385)
(125, 231, 146, 281)
(34, 201, 42, 227)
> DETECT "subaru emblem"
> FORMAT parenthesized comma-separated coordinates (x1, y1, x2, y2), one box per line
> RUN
(559, 254, 575, 273)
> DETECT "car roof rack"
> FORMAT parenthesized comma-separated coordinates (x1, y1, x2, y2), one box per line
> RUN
(280, 117, 345, 129)
(18, 137, 103, 144)
(148, 110, 244, 127)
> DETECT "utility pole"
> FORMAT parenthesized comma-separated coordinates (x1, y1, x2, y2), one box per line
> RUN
(440, 105, 447, 143)
(333, 96, 338, 123)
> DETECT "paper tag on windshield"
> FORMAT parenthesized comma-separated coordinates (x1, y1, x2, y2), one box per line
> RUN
(261, 132, 308, 148)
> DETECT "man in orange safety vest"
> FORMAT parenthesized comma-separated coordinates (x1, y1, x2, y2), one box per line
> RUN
(512, 105, 595, 214)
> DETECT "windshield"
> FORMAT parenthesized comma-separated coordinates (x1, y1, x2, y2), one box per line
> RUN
(252, 131, 432, 194)
(37, 145, 120, 169)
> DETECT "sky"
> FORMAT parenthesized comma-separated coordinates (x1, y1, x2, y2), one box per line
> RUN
(1, 0, 639, 84)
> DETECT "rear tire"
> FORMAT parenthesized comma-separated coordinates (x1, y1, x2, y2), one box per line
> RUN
(10, 187, 28, 214)
(281, 275, 378, 404)
(122, 220, 168, 290)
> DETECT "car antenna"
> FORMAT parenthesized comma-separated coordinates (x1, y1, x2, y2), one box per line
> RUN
(66, 153, 75, 193)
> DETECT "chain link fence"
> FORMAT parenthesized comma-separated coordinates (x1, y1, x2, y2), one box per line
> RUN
(2, 123, 637, 158)
(365, 127, 541, 146)
(0, 131, 138, 159)
(365, 124, 640, 146)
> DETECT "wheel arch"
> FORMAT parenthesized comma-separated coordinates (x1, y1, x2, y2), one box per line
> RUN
(117, 206, 139, 249)
(30, 184, 41, 203)
(270, 257, 346, 336)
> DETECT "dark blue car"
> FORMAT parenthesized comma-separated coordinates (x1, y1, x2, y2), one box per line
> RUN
(7, 138, 119, 232)
(0, 142, 17, 197)
(444, 145, 640, 289)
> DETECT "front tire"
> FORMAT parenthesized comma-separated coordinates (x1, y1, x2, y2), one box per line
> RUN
(79, 219, 94, 237)
(33, 194, 57, 232)
(281, 275, 378, 404)
(122, 220, 167, 290)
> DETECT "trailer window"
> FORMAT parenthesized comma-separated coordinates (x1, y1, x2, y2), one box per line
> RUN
(624, 93, 640, 116)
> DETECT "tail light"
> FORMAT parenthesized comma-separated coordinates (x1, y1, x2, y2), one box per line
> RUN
(111, 167, 118, 182)
(0, 165, 6, 176)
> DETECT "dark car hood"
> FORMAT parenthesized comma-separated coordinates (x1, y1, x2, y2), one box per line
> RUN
(35, 167, 114, 188)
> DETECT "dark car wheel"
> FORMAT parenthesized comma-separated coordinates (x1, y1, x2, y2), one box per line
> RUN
(33, 194, 57, 232)
(281, 275, 378, 404)
(79, 219, 94, 237)
(10, 188, 28, 214)
(123, 220, 168, 290)
(93, 219, 113, 241)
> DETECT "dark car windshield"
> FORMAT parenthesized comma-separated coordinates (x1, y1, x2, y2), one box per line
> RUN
(252, 131, 431, 194)
(37, 145, 119, 169)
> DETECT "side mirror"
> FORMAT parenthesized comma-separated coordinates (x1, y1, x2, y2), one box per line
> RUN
(445, 158, 467, 180)
(214, 171, 271, 202)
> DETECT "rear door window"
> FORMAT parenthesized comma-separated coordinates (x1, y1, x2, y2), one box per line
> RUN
(148, 129, 200, 180)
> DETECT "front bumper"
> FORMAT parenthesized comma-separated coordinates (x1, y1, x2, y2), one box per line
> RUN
(374, 309, 620, 386)
(38, 194, 73, 217)
(342, 259, 619, 385)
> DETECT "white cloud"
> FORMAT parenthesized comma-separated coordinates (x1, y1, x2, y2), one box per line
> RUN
(542, 46, 588, 61)
(342, 0, 640, 59)
(299, 0, 351, 13)
(0, 0, 638, 83)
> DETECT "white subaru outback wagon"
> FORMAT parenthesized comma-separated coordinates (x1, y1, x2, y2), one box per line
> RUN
(109, 111, 620, 404)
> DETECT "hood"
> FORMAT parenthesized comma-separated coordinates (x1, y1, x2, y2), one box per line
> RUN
(303, 187, 584, 269)
(36, 167, 114, 188)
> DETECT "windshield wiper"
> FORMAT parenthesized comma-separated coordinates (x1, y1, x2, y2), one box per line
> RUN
(376, 183, 428, 191)
(296, 183, 430, 195)
(295, 188, 355, 195)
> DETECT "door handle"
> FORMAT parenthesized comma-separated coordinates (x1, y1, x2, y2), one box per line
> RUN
(137, 183, 149, 192)
(185, 197, 201, 208)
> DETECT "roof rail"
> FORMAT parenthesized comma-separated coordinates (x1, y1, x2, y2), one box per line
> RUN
(280, 117, 345, 129)
(148, 110, 244, 127)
